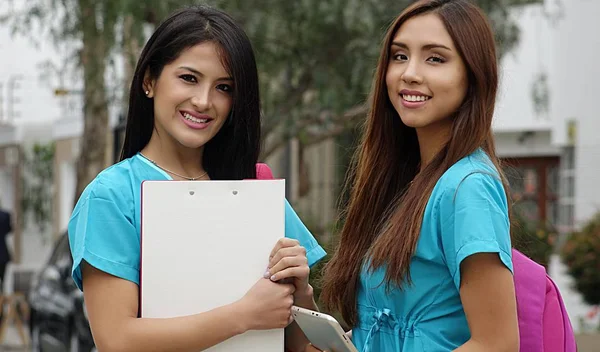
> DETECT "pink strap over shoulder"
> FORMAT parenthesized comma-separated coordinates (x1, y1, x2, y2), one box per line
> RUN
(256, 163, 274, 180)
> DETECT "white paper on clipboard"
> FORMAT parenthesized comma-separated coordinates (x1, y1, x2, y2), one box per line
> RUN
(140, 179, 285, 352)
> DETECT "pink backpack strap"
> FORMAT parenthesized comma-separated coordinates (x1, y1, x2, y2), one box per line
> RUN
(512, 249, 546, 352)
(256, 163, 274, 180)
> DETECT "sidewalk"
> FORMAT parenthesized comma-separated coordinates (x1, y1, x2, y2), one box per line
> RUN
(1, 323, 29, 351)
(577, 334, 600, 351)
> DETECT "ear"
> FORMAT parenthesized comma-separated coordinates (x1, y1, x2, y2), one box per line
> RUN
(142, 69, 155, 98)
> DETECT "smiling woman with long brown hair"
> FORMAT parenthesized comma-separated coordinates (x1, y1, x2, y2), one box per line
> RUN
(318, 0, 519, 351)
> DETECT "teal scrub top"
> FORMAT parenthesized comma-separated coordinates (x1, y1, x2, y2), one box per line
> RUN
(68, 153, 326, 291)
(353, 149, 513, 352)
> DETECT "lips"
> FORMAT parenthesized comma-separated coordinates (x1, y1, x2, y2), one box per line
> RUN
(399, 89, 431, 100)
(179, 110, 214, 130)
(180, 110, 213, 123)
(401, 94, 430, 102)
(398, 89, 431, 108)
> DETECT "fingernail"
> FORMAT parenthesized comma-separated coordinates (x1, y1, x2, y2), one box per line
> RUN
(270, 275, 277, 281)
(264, 270, 270, 278)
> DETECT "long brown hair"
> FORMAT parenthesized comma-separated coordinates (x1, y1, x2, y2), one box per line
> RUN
(320, 0, 511, 326)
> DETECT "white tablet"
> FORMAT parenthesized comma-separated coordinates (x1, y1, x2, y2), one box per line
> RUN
(292, 306, 359, 352)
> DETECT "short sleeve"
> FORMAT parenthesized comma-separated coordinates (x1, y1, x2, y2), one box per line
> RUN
(68, 179, 140, 291)
(440, 172, 513, 289)
(284, 200, 326, 267)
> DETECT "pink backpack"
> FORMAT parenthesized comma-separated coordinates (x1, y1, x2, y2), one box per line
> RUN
(512, 249, 577, 351)
(256, 163, 274, 180)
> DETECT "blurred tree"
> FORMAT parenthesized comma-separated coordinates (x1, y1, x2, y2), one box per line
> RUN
(21, 143, 55, 237)
(562, 212, 600, 307)
(0, 0, 185, 202)
(511, 210, 557, 269)
(210, 0, 542, 157)
(1, 0, 541, 202)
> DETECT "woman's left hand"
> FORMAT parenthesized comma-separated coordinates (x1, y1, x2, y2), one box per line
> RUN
(267, 238, 311, 298)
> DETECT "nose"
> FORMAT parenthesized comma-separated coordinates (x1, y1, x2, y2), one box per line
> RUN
(190, 85, 212, 111)
(401, 59, 423, 85)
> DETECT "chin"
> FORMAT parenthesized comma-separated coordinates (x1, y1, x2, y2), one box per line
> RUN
(172, 128, 216, 148)
(183, 140, 211, 150)
(173, 135, 211, 150)
(399, 117, 426, 129)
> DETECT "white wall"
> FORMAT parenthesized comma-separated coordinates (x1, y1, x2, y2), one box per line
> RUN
(495, 130, 560, 158)
(59, 161, 76, 233)
(546, 0, 600, 226)
(0, 1, 64, 126)
(493, 4, 555, 133)
(546, 0, 600, 331)
(493, 1, 599, 332)
(548, 0, 600, 148)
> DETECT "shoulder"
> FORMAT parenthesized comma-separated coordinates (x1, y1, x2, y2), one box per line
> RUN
(432, 149, 507, 211)
(440, 150, 500, 188)
(436, 150, 504, 196)
(75, 158, 138, 210)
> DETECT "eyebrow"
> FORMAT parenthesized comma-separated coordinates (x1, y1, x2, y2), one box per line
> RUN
(391, 41, 452, 51)
(178, 66, 233, 81)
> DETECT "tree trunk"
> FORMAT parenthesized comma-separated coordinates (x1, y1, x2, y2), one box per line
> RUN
(74, 0, 110, 203)
(122, 14, 140, 117)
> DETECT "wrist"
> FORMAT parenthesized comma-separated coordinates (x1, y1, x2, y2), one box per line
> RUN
(230, 299, 252, 334)
(294, 284, 315, 307)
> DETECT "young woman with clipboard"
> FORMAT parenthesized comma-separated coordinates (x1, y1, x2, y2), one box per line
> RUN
(68, 6, 326, 351)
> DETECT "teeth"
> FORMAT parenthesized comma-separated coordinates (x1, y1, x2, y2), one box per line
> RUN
(183, 113, 208, 123)
(402, 95, 430, 102)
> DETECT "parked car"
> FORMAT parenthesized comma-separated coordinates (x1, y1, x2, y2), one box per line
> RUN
(28, 232, 95, 352)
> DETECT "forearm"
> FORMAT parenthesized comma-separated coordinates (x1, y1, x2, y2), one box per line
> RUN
(285, 285, 318, 352)
(97, 302, 246, 352)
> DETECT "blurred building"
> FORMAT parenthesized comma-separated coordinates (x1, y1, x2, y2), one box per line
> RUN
(491, 0, 596, 331)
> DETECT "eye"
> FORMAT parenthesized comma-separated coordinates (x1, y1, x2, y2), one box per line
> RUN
(217, 84, 233, 93)
(427, 55, 446, 64)
(180, 74, 197, 83)
(392, 53, 408, 61)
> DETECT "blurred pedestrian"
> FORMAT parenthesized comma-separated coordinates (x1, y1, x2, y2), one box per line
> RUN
(0, 206, 12, 294)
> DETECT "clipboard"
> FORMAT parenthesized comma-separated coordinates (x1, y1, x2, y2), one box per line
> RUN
(140, 179, 286, 351)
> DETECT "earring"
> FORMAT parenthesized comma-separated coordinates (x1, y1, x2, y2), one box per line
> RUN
(145, 90, 149, 96)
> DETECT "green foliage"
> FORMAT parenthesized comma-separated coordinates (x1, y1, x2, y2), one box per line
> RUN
(561, 212, 600, 306)
(2, 0, 543, 159)
(511, 209, 557, 269)
(21, 143, 55, 235)
(211, 0, 542, 155)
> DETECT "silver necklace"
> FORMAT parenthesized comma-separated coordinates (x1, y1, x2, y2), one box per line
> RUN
(139, 152, 208, 181)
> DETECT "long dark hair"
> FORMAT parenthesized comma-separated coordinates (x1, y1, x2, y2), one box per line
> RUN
(120, 5, 261, 180)
(320, 0, 511, 326)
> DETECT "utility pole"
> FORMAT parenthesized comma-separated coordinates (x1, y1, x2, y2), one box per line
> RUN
(0, 82, 4, 123)
(7, 74, 23, 124)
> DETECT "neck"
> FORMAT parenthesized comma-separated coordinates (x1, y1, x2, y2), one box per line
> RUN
(141, 132, 207, 179)
(416, 122, 452, 172)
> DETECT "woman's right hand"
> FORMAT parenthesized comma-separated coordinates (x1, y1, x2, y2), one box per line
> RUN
(236, 277, 296, 331)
